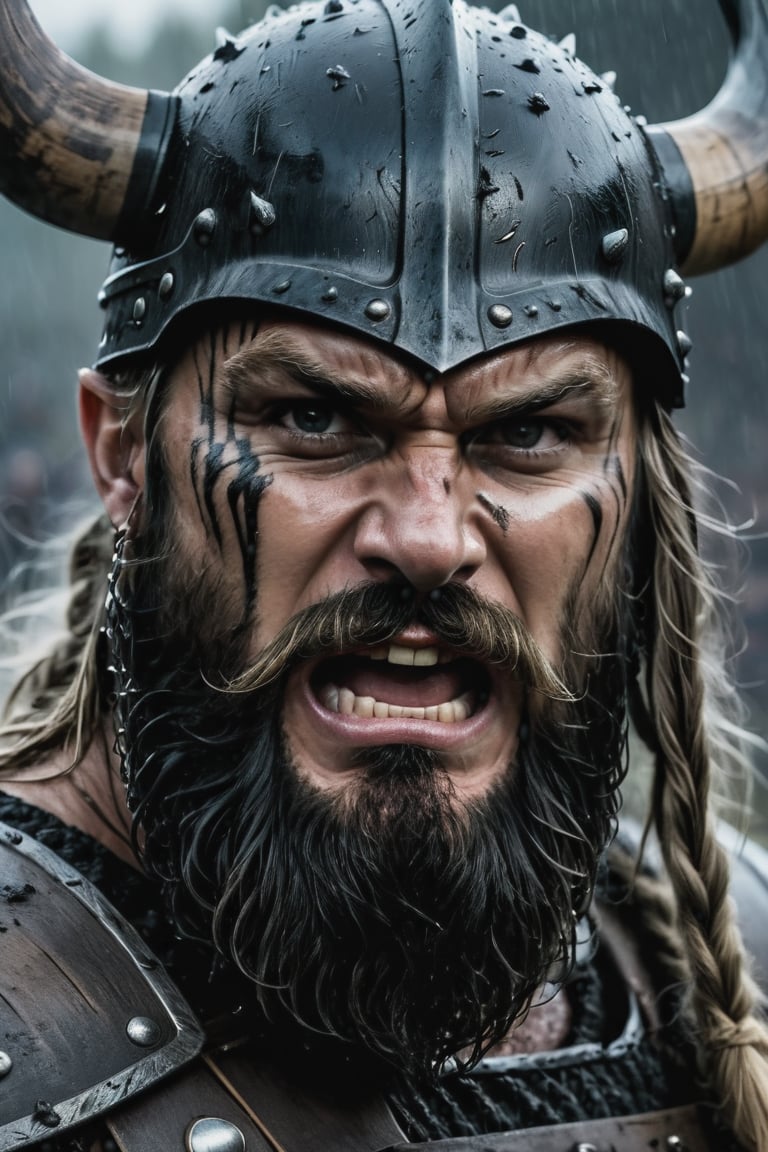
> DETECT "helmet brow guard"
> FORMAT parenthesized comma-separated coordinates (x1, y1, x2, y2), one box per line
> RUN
(1, 0, 767, 404)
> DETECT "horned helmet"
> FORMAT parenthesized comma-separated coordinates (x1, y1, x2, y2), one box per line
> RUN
(1, 0, 767, 406)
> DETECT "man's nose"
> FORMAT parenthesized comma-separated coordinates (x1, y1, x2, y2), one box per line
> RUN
(353, 444, 486, 590)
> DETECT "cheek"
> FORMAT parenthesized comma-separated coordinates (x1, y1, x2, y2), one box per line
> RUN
(493, 473, 628, 652)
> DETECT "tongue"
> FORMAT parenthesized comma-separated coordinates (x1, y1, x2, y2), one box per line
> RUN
(336, 660, 464, 708)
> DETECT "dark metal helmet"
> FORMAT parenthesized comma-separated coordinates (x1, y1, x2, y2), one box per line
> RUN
(2, 0, 768, 405)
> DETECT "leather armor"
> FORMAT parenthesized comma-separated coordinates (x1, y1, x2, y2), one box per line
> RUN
(1, 818, 764, 1151)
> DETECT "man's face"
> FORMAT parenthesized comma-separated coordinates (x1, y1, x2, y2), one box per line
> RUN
(156, 319, 636, 797)
(104, 317, 638, 1073)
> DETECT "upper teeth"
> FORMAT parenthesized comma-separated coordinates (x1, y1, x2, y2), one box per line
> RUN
(369, 644, 440, 666)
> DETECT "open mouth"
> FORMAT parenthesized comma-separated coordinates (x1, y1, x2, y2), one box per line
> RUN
(311, 643, 489, 724)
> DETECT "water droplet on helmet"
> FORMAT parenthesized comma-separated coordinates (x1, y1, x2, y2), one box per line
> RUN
(158, 272, 175, 300)
(515, 58, 540, 75)
(528, 92, 550, 114)
(249, 191, 277, 234)
(601, 228, 629, 264)
(327, 64, 351, 90)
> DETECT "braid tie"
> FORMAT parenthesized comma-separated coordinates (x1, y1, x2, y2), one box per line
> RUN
(708, 1012, 768, 1054)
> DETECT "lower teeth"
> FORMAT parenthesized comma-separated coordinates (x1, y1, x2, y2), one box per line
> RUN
(321, 684, 474, 723)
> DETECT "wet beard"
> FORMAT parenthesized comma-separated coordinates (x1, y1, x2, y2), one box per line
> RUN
(106, 536, 629, 1081)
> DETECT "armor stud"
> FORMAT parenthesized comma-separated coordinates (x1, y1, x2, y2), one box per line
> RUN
(574, 1145, 598, 1152)
(677, 330, 693, 358)
(193, 209, 217, 246)
(132, 298, 146, 323)
(365, 299, 391, 322)
(0, 1052, 11, 1078)
(488, 304, 513, 329)
(663, 268, 686, 304)
(186, 1117, 246, 1152)
(126, 1016, 162, 1047)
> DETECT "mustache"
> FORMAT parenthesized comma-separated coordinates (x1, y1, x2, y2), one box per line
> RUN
(221, 582, 571, 700)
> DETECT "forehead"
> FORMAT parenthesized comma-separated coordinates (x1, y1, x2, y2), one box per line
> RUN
(212, 317, 633, 419)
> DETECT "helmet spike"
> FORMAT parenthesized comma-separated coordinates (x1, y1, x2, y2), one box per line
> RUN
(558, 33, 576, 57)
(498, 5, 523, 22)
(601, 70, 617, 91)
(0, 0, 174, 242)
(647, 0, 768, 274)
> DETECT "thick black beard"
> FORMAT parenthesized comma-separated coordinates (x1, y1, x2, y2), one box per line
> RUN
(106, 528, 629, 1081)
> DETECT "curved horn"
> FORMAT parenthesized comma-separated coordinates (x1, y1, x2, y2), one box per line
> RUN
(647, 0, 768, 276)
(0, 0, 175, 242)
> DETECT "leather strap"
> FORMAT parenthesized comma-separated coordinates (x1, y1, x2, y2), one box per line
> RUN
(107, 1041, 721, 1152)
(107, 1045, 406, 1152)
(379, 1103, 719, 1150)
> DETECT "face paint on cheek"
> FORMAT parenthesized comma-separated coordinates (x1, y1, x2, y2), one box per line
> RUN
(187, 332, 273, 618)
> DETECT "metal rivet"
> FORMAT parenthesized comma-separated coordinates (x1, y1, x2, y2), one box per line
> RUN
(676, 330, 693, 358)
(249, 191, 277, 235)
(488, 304, 513, 328)
(272, 279, 292, 295)
(126, 1016, 162, 1047)
(601, 227, 629, 264)
(193, 208, 217, 245)
(132, 297, 147, 322)
(322, 286, 339, 302)
(186, 1117, 246, 1152)
(0, 1052, 11, 1078)
(365, 298, 391, 321)
(663, 268, 686, 304)
(158, 272, 175, 300)
(524, 304, 539, 318)
(574, 1145, 598, 1152)
(667, 1136, 684, 1150)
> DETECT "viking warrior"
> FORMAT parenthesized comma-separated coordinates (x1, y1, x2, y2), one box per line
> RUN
(0, 0, 767, 1149)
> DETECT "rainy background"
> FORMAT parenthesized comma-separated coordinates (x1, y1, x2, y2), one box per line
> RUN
(1, 0, 766, 835)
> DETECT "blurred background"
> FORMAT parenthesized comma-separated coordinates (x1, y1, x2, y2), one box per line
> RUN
(1, 1, 766, 828)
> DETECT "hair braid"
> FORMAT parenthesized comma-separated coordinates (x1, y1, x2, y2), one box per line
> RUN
(640, 406, 768, 1152)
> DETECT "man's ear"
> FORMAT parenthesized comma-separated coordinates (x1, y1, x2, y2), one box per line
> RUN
(79, 369, 146, 528)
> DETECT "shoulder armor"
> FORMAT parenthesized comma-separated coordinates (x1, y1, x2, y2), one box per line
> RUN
(0, 820, 204, 1151)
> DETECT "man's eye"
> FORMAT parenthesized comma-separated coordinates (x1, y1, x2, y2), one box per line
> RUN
(487, 418, 567, 452)
(284, 402, 342, 435)
(500, 420, 547, 449)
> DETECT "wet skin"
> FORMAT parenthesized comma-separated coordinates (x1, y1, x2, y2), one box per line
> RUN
(109, 321, 635, 802)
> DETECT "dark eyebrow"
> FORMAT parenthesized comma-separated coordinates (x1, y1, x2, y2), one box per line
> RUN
(221, 336, 388, 409)
(464, 363, 620, 424)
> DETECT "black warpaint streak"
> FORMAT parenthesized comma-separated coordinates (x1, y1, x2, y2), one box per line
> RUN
(226, 437, 271, 614)
(443, 477, 451, 495)
(580, 489, 603, 571)
(478, 492, 510, 533)
(188, 328, 273, 616)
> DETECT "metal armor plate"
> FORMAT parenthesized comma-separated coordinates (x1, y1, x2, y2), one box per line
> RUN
(0, 820, 204, 1150)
